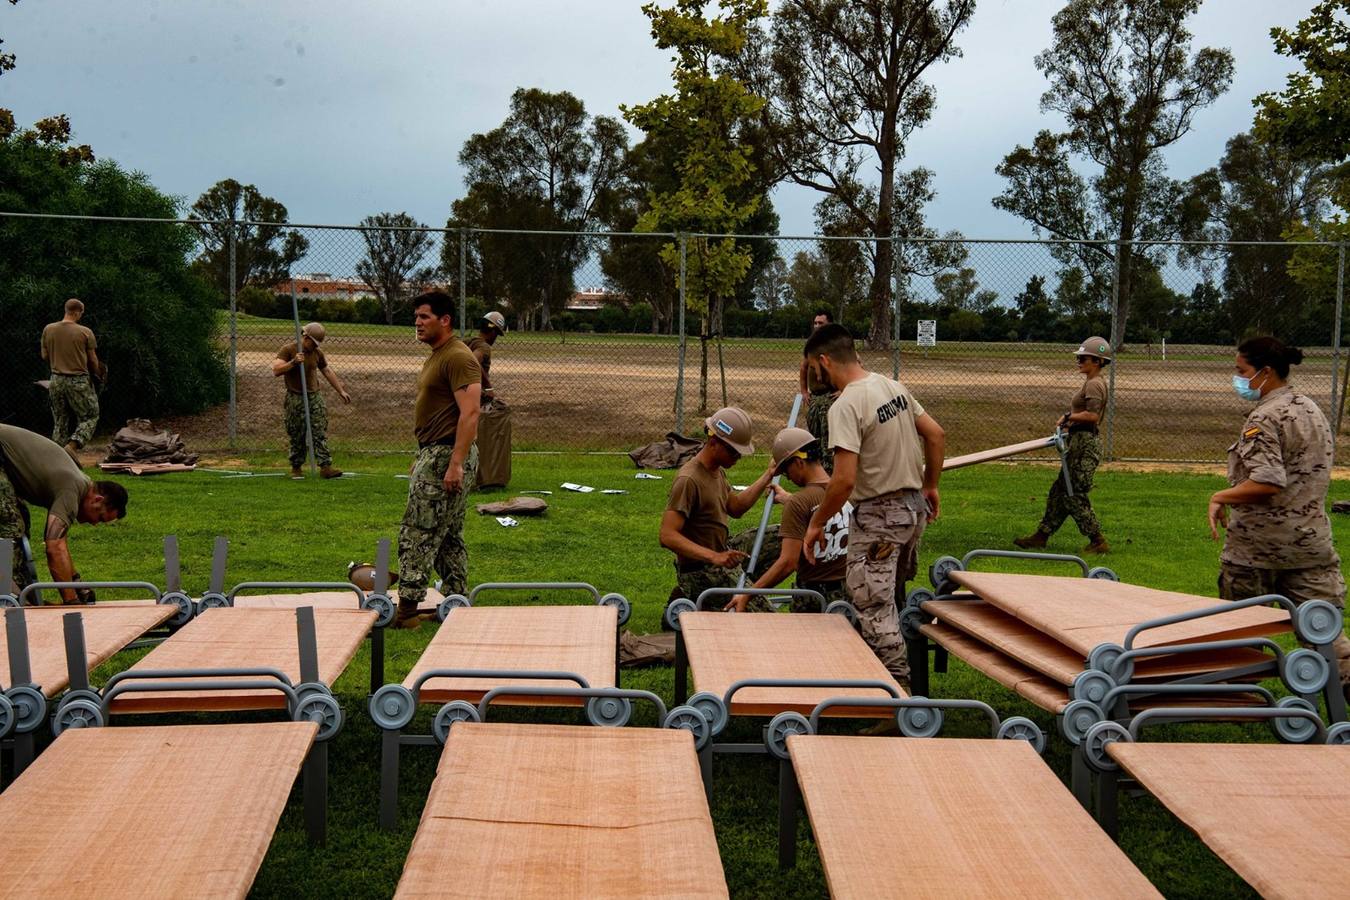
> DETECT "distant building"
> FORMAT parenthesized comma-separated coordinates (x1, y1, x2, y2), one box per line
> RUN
(273, 273, 376, 301)
(567, 287, 626, 311)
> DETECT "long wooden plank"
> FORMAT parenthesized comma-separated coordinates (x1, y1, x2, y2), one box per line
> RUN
(404, 605, 616, 705)
(0, 722, 316, 900)
(0, 605, 174, 698)
(788, 734, 1160, 899)
(921, 621, 1069, 714)
(681, 612, 904, 716)
(925, 600, 1276, 685)
(109, 606, 374, 712)
(395, 722, 728, 899)
(943, 435, 1055, 470)
(1108, 743, 1350, 900)
(949, 572, 1290, 655)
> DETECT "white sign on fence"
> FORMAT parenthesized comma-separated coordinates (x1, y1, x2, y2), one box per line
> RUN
(917, 320, 937, 347)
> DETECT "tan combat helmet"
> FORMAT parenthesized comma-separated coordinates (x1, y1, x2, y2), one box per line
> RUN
(705, 406, 755, 456)
(1074, 335, 1111, 362)
(482, 311, 508, 334)
(771, 426, 816, 474)
(303, 322, 327, 344)
(347, 561, 398, 591)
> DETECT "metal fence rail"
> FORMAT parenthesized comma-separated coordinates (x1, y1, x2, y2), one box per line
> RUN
(2, 212, 1344, 464)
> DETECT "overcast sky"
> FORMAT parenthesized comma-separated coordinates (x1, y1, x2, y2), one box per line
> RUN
(3, 0, 1312, 240)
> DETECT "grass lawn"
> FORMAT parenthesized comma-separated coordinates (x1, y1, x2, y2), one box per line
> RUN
(15, 453, 1350, 898)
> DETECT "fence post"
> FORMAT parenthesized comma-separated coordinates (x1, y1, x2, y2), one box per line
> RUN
(289, 279, 318, 476)
(1105, 240, 1122, 461)
(459, 228, 468, 339)
(890, 235, 901, 379)
(1333, 242, 1346, 449)
(227, 216, 238, 448)
(675, 233, 688, 435)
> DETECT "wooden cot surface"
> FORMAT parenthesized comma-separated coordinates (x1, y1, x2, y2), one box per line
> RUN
(0, 605, 174, 697)
(681, 611, 905, 716)
(1108, 743, 1350, 900)
(229, 589, 441, 614)
(925, 600, 1275, 684)
(788, 734, 1160, 899)
(395, 722, 728, 899)
(949, 572, 1290, 654)
(109, 606, 375, 713)
(0, 721, 316, 900)
(404, 605, 616, 705)
(921, 621, 1069, 714)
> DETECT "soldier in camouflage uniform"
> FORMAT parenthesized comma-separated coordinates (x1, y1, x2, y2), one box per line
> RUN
(802, 325, 946, 689)
(273, 322, 351, 479)
(41, 298, 105, 463)
(1015, 336, 1111, 554)
(659, 407, 782, 628)
(799, 310, 836, 473)
(395, 291, 482, 628)
(1209, 337, 1350, 698)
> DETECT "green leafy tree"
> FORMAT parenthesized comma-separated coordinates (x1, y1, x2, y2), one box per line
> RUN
(189, 179, 309, 300)
(993, 0, 1233, 348)
(746, 0, 976, 348)
(355, 212, 438, 325)
(0, 118, 228, 433)
(623, 0, 770, 413)
(1255, 1, 1350, 171)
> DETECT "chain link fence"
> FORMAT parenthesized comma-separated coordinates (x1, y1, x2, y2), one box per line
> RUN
(2, 212, 1345, 464)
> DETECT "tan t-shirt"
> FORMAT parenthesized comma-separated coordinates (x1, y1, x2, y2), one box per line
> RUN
(828, 372, 927, 501)
(779, 483, 850, 583)
(276, 341, 327, 394)
(0, 424, 91, 540)
(666, 457, 731, 567)
(41, 321, 97, 375)
(413, 338, 481, 446)
(467, 336, 493, 392)
(1071, 376, 1108, 416)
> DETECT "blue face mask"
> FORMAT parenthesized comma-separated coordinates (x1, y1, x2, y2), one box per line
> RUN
(1232, 371, 1266, 401)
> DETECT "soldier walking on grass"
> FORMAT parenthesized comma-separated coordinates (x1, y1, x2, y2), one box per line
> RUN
(798, 310, 837, 473)
(394, 291, 482, 628)
(802, 324, 945, 691)
(659, 406, 785, 626)
(41, 298, 105, 464)
(272, 322, 351, 479)
(1014, 336, 1111, 554)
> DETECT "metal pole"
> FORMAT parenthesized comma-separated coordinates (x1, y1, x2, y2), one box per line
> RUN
(459, 228, 468, 339)
(227, 218, 238, 447)
(1332, 243, 1345, 449)
(891, 235, 901, 378)
(1105, 240, 1122, 461)
(290, 280, 318, 476)
(738, 393, 804, 588)
(675, 234, 688, 434)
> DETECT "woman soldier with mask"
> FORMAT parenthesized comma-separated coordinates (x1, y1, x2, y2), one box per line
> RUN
(1208, 336, 1350, 703)
(1014, 336, 1111, 554)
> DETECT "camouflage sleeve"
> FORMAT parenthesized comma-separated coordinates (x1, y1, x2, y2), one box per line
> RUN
(1236, 414, 1286, 488)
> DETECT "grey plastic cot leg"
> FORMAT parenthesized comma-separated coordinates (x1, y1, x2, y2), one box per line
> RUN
(699, 741, 713, 799)
(369, 628, 385, 695)
(296, 607, 320, 685)
(674, 630, 688, 705)
(777, 757, 800, 870)
(1096, 769, 1120, 839)
(379, 728, 401, 830)
(5, 607, 32, 685)
(1070, 748, 1090, 810)
(304, 741, 327, 844)
(62, 612, 91, 692)
(1321, 645, 1347, 722)
(908, 634, 930, 697)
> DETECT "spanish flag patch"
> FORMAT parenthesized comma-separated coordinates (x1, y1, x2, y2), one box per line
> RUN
(1243, 426, 1261, 440)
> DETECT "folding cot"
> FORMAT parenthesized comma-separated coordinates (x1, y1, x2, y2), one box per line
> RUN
(0, 720, 318, 899)
(775, 695, 1160, 898)
(1079, 703, 1350, 898)
(901, 550, 1347, 749)
(393, 681, 726, 899)
(368, 581, 633, 829)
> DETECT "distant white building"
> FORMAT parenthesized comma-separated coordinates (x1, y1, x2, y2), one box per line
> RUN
(567, 287, 625, 311)
(273, 273, 377, 300)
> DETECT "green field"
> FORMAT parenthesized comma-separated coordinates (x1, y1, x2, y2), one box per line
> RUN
(14, 453, 1350, 898)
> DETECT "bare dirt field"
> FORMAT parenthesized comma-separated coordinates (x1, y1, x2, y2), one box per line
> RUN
(164, 328, 1348, 465)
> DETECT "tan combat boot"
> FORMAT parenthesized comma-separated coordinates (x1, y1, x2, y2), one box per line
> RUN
(320, 465, 343, 479)
(290, 467, 304, 479)
(1083, 535, 1110, 555)
(1013, 531, 1049, 549)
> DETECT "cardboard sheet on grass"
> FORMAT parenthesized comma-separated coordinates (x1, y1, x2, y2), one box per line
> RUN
(0, 722, 315, 900)
(474, 497, 547, 516)
(1107, 742, 1350, 900)
(948, 572, 1291, 653)
(0, 604, 175, 697)
(788, 734, 1159, 899)
(680, 612, 904, 716)
(404, 605, 616, 705)
(108, 606, 374, 713)
(395, 722, 728, 899)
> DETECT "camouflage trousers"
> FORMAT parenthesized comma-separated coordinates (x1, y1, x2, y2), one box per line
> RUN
(796, 579, 850, 615)
(664, 563, 750, 627)
(396, 443, 478, 612)
(0, 466, 30, 591)
(1219, 561, 1350, 689)
(49, 373, 99, 449)
(284, 392, 333, 468)
(728, 523, 781, 584)
(1037, 431, 1102, 539)
(846, 490, 927, 686)
(805, 392, 836, 474)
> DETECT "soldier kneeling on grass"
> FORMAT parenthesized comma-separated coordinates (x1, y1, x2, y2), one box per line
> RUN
(658, 407, 786, 628)
(725, 427, 851, 614)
